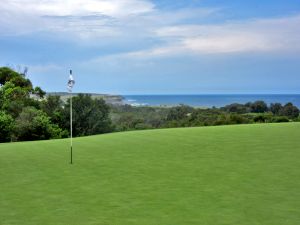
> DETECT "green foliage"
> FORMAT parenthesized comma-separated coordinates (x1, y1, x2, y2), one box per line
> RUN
(0, 111, 14, 142)
(247, 101, 268, 113)
(0, 67, 114, 142)
(10, 76, 32, 91)
(279, 103, 300, 119)
(41, 95, 65, 127)
(33, 86, 46, 98)
(216, 113, 250, 125)
(111, 105, 168, 131)
(253, 114, 268, 123)
(166, 104, 193, 121)
(271, 116, 290, 123)
(270, 103, 283, 115)
(0, 67, 20, 85)
(111, 100, 300, 132)
(0, 68, 40, 119)
(0, 67, 32, 90)
(64, 94, 113, 136)
(270, 102, 299, 119)
(0, 81, 30, 118)
(222, 103, 250, 114)
(0, 67, 59, 142)
(114, 113, 144, 130)
(13, 107, 65, 141)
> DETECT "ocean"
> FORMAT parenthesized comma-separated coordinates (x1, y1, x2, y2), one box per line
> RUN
(123, 94, 300, 108)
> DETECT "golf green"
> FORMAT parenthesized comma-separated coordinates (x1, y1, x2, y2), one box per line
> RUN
(1, 123, 300, 225)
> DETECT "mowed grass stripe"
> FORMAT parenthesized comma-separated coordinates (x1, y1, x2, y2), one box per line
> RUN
(0, 123, 300, 225)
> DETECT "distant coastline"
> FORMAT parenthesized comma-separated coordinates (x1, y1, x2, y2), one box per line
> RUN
(47, 92, 124, 105)
(47, 93, 300, 108)
(123, 94, 300, 108)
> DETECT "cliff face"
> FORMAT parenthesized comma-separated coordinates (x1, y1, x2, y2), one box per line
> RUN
(47, 92, 125, 105)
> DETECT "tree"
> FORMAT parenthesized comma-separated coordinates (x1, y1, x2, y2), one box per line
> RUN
(41, 95, 65, 127)
(14, 107, 66, 141)
(0, 67, 19, 86)
(10, 76, 32, 91)
(0, 67, 68, 142)
(166, 105, 194, 121)
(0, 67, 40, 118)
(0, 82, 29, 118)
(0, 111, 14, 142)
(270, 103, 283, 115)
(63, 94, 113, 137)
(250, 101, 268, 113)
(0, 67, 32, 90)
(222, 103, 250, 114)
(33, 86, 46, 98)
(279, 103, 300, 119)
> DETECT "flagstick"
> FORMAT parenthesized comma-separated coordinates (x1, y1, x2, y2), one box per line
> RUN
(70, 90, 73, 164)
(68, 69, 75, 165)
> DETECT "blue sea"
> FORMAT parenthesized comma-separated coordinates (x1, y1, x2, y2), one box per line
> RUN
(123, 95, 300, 108)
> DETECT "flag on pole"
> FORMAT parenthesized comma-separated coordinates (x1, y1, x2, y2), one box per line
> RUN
(68, 70, 75, 93)
(68, 70, 75, 164)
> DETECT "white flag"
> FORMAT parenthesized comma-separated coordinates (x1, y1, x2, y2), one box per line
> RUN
(67, 74, 75, 92)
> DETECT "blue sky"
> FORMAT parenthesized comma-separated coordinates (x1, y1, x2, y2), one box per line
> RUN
(0, 0, 300, 94)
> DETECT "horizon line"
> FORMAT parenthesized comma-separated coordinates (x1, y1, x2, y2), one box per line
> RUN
(47, 92, 300, 96)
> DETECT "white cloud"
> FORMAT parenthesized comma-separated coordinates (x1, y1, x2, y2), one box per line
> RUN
(1, 0, 154, 17)
(29, 64, 64, 73)
(1, 0, 299, 58)
(0, 0, 155, 36)
(0, 0, 219, 41)
(122, 14, 300, 57)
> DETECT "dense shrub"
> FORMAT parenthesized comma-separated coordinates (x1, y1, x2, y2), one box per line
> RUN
(248, 101, 268, 113)
(222, 103, 250, 114)
(13, 107, 66, 141)
(270, 103, 283, 115)
(279, 103, 299, 119)
(271, 116, 289, 123)
(0, 111, 14, 142)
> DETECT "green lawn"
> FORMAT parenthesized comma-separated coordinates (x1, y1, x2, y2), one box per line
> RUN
(1, 123, 300, 225)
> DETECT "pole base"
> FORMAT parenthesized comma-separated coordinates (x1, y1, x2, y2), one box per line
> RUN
(70, 146, 73, 164)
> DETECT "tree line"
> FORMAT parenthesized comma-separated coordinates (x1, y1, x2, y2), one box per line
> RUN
(111, 101, 299, 131)
(0, 67, 112, 142)
(0, 67, 299, 143)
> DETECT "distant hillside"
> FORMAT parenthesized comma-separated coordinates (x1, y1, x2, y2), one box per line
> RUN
(47, 92, 125, 105)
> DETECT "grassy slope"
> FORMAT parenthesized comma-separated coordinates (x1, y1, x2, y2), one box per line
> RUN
(1, 123, 300, 225)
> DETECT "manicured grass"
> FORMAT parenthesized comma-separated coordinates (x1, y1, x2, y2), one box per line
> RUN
(1, 123, 300, 225)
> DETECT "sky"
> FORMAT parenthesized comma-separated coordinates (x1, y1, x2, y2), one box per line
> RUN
(0, 0, 300, 94)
